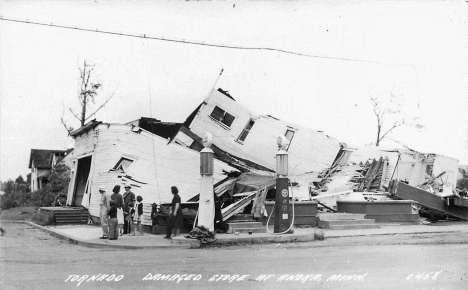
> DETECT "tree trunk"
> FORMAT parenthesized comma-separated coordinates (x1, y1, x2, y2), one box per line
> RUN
(81, 95, 86, 127)
(376, 125, 381, 146)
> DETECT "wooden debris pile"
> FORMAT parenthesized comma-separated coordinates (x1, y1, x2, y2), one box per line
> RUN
(311, 156, 389, 195)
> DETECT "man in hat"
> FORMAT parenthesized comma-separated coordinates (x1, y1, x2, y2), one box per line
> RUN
(99, 185, 111, 239)
(122, 184, 136, 235)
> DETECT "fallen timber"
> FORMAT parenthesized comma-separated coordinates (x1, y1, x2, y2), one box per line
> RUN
(389, 181, 468, 220)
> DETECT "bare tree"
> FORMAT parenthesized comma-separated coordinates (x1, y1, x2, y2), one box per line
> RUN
(61, 60, 117, 134)
(370, 87, 424, 146)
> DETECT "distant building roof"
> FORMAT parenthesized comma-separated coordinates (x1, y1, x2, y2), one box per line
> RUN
(69, 119, 102, 137)
(28, 149, 68, 169)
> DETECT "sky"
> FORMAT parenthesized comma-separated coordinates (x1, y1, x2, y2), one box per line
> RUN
(1, 0, 468, 182)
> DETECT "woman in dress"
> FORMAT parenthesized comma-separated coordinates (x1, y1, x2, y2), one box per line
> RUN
(110, 185, 124, 236)
(164, 186, 183, 239)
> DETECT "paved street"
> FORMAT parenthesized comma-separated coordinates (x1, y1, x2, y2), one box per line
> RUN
(1, 222, 467, 290)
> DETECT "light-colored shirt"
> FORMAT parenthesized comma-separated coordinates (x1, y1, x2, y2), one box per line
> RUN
(100, 192, 111, 210)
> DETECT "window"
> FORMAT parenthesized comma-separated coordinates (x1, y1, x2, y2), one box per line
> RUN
(113, 157, 134, 173)
(236, 119, 255, 143)
(284, 129, 296, 151)
(210, 106, 235, 128)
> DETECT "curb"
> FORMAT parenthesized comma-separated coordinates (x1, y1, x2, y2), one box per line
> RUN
(325, 231, 460, 239)
(174, 229, 324, 248)
(17, 221, 468, 249)
(24, 220, 319, 249)
(0, 220, 28, 224)
(25, 221, 195, 249)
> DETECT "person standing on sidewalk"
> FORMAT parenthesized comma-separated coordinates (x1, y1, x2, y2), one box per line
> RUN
(99, 186, 111, 239)
(107, 200, 119, 240)
(164, 186, 183, 239)
(132, 196, 144, 236)
(110, 185, 124, 236)
(122, 184, 135, 235)
(127, 202, 135, 235)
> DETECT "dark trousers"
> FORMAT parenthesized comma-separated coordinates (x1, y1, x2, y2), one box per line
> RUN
(108, 218, 119, 239)
(123, 214, 130, 234)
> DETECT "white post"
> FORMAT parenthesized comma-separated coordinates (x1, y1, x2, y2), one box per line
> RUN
(197, 132, 215, 231)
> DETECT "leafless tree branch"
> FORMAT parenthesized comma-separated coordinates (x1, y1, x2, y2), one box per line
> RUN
(68, 108, 81, 121)
(85, 84, 119, 121)
(60, 117, 73, 135)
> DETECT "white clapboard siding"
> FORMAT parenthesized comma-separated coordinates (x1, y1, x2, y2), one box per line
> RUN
(80, 123, 237, 225)
(348, 146, 400, 187)
(73, 130, 95, 157)
(189, 89, 342, 175)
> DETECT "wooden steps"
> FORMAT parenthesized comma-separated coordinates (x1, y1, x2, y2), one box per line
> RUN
(318, 213, 380, 230)
(227, 214, 256, 222)
(226, 214, 266, 233)
(54, 209, 90, 225)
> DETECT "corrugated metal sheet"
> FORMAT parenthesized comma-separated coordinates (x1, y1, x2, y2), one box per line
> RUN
(188, 89, 342, 176)
(76, 123, 237, 225)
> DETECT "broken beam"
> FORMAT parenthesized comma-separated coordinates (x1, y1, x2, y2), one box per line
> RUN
(390, 181, 468, 220)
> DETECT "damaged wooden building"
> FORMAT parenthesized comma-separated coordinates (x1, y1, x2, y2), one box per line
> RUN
(63, 87, 467, 230)
(64, 87, 345, 229)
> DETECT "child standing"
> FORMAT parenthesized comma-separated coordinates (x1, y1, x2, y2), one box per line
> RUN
(135, 196, 144, 236)
(127, 202, 135, 236)
(107, 200, 119, 240)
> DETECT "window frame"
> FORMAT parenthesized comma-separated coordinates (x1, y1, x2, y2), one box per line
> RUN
(209, 105, 236, 129)
(284, 128, 296, 151)
(235, 118, 256, 144)
(113, 157, 135, 174)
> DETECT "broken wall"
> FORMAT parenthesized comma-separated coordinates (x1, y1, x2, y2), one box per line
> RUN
(69, 123, 238, 226)
(391, 150, 426, 186)
(431, 154, 459, 197)
(347, 146, 400, 188)
(187, 88, 343, 176)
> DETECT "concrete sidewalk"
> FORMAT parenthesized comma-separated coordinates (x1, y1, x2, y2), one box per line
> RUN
(26, 220, 468, 249)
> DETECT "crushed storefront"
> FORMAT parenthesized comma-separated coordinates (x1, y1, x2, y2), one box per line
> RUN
(59, 87, 467, 231)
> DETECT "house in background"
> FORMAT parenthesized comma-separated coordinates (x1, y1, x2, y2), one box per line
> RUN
(28, 149, 71, 191)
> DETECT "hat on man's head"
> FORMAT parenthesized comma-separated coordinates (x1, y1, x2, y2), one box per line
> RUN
(99, 185, 106, 191)
(124, 184, 131, 188)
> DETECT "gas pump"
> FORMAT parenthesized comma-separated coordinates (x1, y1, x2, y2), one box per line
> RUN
(198, 132, 215, 231)
(274, 136, 292, 233)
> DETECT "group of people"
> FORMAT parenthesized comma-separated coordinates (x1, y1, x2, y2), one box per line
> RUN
(98, 184, 184, 240)
(99, 184, 143, 240)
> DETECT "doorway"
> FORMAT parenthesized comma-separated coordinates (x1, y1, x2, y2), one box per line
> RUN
(72, 156, 92, 207)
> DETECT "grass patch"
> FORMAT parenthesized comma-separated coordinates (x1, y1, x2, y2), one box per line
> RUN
(31, 209, 54, 226)
(0, 206, 37, 221)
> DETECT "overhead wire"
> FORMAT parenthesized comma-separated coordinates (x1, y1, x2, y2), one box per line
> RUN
(1, 15, 424, 108)
(1, 16, 422, 68)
